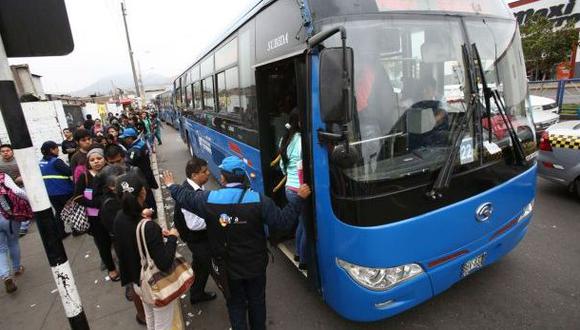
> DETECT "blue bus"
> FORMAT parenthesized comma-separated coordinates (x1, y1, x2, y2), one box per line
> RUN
(155, 90, 179, 128)
(169, 0, 537, 322)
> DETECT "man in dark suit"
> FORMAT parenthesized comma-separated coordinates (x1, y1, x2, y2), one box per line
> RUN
(173, 157, 217, 304)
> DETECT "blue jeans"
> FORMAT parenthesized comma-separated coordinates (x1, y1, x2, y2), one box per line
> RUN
(0, 217, 21, 279)
(285, 188, 307, 264)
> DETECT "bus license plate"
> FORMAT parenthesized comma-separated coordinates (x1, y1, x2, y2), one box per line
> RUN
(462, 253, 486, 277)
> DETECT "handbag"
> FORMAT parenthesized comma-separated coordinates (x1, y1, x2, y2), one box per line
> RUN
(136, 219, 194, 307)
(60, 195, 90, 232)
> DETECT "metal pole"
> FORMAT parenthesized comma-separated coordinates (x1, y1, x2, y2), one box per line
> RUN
(0, 33, 89, 329)
(121, 1, 140, 99)
(137, 60, 146, 103)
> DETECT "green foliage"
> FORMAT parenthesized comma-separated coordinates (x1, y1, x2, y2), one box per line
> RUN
(520, 15, 578, 80)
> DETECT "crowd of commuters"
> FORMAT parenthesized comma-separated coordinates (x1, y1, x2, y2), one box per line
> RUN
(0, 110, 162, 296)
(1, 107, 311, 330)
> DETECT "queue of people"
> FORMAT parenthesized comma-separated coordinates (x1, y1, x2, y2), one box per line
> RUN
(1, 109, 311, 330)
(0, 111, 162, 293)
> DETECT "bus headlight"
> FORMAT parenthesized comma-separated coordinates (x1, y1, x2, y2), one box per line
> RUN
(337, 259, 423, 291)
(517, 200, 534, 222)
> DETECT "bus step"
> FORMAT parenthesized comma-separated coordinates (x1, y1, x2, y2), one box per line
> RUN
(277, 241, 307, 277)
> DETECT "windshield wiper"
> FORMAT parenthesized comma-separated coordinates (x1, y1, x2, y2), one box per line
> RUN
(471, 43, 526, 165)
(472, 44, 493, 143)
(426, 44, 477, 200)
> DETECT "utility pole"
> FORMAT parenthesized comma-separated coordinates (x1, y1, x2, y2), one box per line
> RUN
(137, 60, 146, 103)
(0, 33, 89, 330)
(121, 1, 140, 102)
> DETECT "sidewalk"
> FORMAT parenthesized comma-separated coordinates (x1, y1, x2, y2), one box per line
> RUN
(0, 153, 169, 329)
(0, 224, 143, 330)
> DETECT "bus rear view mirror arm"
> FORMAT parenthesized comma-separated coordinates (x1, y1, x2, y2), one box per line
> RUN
(309, 26, 354, 126)
(307, 26, 346, 49)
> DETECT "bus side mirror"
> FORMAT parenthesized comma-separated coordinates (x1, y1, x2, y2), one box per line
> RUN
(319, 47, 354, 124)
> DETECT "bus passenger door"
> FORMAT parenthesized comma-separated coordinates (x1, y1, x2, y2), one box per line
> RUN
(255, 55, 321, 291)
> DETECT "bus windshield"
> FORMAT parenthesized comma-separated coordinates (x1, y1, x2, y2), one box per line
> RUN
(322, 15, 534, 198)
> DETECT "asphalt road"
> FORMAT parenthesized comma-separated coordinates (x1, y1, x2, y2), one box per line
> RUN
(156, 126, 579, 330)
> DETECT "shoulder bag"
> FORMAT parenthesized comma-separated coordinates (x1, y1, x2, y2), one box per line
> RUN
(136, 219, 194, 307)
(61, 173, 90, 232)
(60, 195, 90, 232)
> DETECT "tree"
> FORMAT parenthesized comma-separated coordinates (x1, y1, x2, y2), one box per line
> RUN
(520, 15, 578, 80)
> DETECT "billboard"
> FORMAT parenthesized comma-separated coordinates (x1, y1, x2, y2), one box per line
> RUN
(510, 0, 580, 28)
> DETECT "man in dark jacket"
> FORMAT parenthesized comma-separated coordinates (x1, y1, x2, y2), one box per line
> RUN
(69, 129, 93, 183)
(119, 128, 158, 214)
(61, 128, 77, 163)
(173, 157, 216, 305)
(83, 114, 95, 131)
(119, 127, 159, 190)
(162, 156, 311, 330)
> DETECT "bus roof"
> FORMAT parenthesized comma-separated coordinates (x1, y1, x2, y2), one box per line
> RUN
(175, 0, 274, 83)
(174, 0, 514, 84)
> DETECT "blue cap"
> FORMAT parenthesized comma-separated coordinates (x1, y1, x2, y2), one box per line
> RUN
(119, 127, 138, 139)
(219, 156, 247, 174)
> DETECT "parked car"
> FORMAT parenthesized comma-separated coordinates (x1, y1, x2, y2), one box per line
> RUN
(537, 120, 580, 199)
(529, 95, 559, 114)
(529, 95, 560, 136)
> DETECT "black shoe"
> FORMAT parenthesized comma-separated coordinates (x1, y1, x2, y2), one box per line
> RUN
(4, 278, 17, 293)
(125, 285, 134, 302)
(136, 315, 146, 326)
(293, 255, 300, 262)
(19, 229, 28, 237)
(298, 263, 307, 270)
(190, 291, 217, 304)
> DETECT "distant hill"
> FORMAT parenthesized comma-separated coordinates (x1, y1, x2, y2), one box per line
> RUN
(72, 72, 171, 97)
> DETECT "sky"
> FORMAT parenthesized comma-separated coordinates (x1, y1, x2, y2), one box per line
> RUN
(8, 0, 258, 94)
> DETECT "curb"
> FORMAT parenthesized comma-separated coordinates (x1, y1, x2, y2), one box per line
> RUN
(150, 150, 185, 329)
(150, 151, 167, 230)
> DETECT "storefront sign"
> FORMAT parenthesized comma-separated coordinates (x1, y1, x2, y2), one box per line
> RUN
(511, 0, 579, 27)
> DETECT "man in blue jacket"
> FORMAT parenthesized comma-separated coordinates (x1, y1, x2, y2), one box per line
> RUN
(162, 156, 310, 330)
(39, 141, 74, 239)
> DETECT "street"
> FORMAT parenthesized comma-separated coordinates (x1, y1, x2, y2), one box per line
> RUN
(155, 127, 580, 330)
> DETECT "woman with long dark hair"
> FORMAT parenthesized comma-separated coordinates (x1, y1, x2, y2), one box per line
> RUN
(74, 145, 119, 281)
(99, 165, 147, 325)
(113, 172, 180, 329)
(278, 108, 307, 269)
